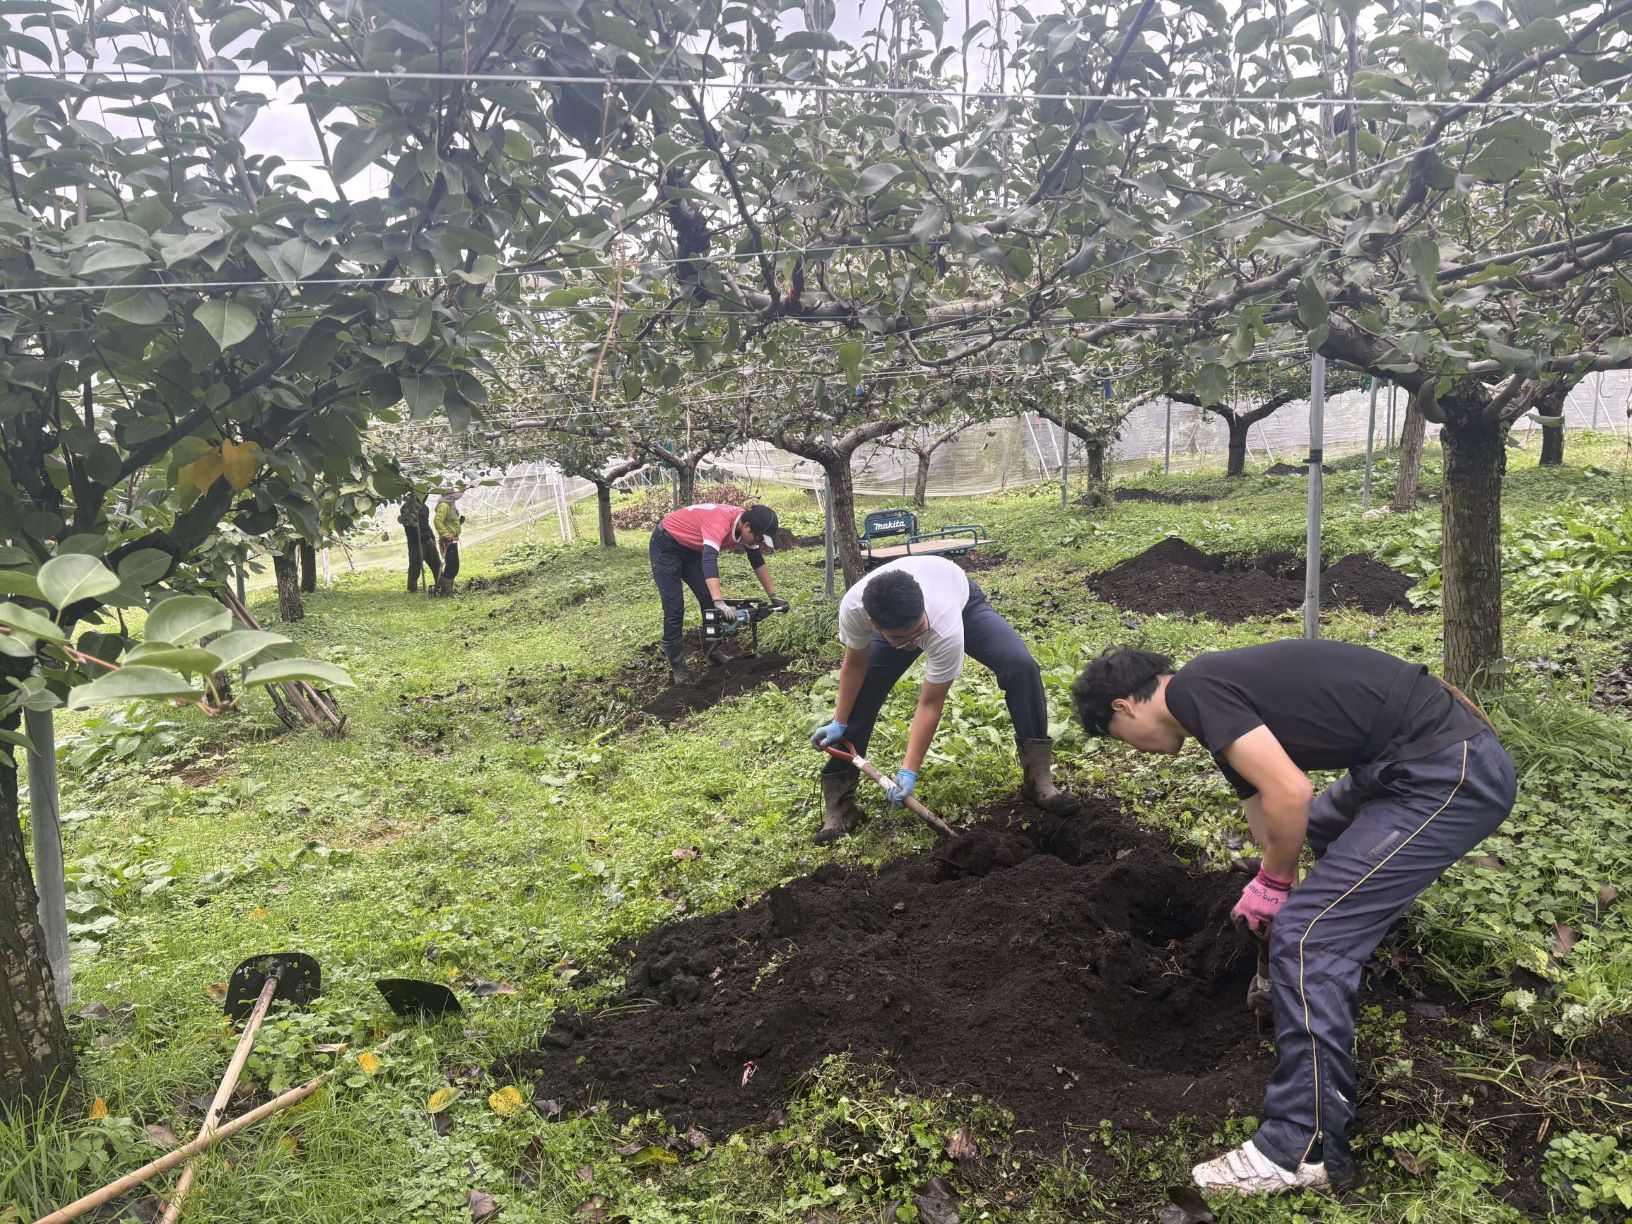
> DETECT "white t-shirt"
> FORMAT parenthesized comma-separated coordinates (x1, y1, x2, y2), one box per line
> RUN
(838, 556, 971, 685)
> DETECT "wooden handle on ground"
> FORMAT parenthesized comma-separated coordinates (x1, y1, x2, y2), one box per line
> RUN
(32, 1074, 325, 1224)
(852, 757, 956, 839)
(157, 975, 281, 1224)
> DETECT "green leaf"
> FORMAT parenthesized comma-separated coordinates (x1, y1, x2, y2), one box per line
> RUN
(855, 163, 905, 196)
(101, 288, 169, 326)
(1193, 362, 1229, 406)
(0, 727, 38, 757)
(837, 341, 865, 380)
(38, 555, 120, 610)
(206, 629, 292, 671)
(211, 8, 263, 51)
(0, 571, 42, 600)
(117, 549, 173, 587)
(193, 301, 258, 351)
(67, 666, 203, 710)
(123, 644, 224, 676)
(1406, 234, 1440, 285)
(909, 203, 946, 242)
(778, 29, 842, 52)
(144, 595, 232, 646)
(245, 658, 355, 689)
(401, 374, 447, 420)
(1466, 117, 1551, 184)
(452, 254, 500, 284)
(80, 246, 152, 275)
(0, 601, 68, 644)
(1296, 275, 1328, 330)
(331, 125, 393, 185)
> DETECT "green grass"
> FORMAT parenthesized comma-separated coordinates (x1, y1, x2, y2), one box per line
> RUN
(7, 433, 1631, 1222)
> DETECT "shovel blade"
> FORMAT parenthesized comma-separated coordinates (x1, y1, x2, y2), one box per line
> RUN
(225, 952, 321, 1023)
(376, 977, 463, 1020)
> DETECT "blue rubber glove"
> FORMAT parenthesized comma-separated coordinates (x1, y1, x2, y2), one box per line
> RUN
(884, 768, 918, 807)
(811, 719, 847, 750)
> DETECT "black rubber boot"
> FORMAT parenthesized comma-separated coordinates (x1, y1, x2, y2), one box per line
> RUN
(814, 772, 866, 845)
(667, 648, 694, 686)
(1018, 737, 1081, 816)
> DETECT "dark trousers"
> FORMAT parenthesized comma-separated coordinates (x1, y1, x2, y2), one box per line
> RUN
(1253, 730, 1516, 1173)
(649, 527, 711, 658)
(406, 526, 441, 592)
(439, 540, 460, 591)
(820, 583, 1047, 778)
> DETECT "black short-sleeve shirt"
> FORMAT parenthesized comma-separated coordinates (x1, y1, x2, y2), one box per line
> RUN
(1164, 639, 1486, 798)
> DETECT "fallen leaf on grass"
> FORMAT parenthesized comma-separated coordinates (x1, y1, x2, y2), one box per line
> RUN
(313, 1042, 348, 1055)
(1598, 883, 1619, 908)
(576, 1164, 595, 1184)
(671, 847, 698, 861)
(468, 1189, 501, 1222)
(684, 1126, 708, 1150)
(1158, 1183, 1215, 1224)
(471, 981, 516, 997)
(76, 1002, 112, 1021)
(1552, 923, 1578, 958)
(533, 1098, 562, 1121)
(249, 906, 269, 920)
(576, 1196, 609, 1221)
(88, 1098, 108, 1120)
(357, 1051, 382, 1075)
(427, 1088, 459, 1113)
(1472, 854, 1504, 871)
(144, 1124, 177, 1148)
(488, 1085, 524, 1118)
(516, 1138, 544, 1188)
(1394, 1148, 1433, 1176)
(203, 982, 228, 1005)
(947, 1127, 976, 1160)
(433, 1112, 454, 1137)
(279, 1135, 300, 1157)
(127, 1196, 165, 1223)
(741, 1060, 757, 1087)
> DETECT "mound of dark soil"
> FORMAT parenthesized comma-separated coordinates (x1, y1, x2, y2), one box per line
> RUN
(639, 649, 804, 722)
(1088, 540, 1417, 622)
(952, 548, 1008, 573)
(773, 530, 827, 550)
(1112, 487, 1220, 505)
(461, 568, 538, 594)
(1264, 461, 1335, 475)
(498, 797, 1264, 1149)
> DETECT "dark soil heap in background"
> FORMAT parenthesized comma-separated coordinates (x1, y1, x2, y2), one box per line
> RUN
(1111, 487, 1221, 505)
(499, 797, 1264, 1149)
(1088, 539, 1416, 622)
(1264, 461, 1335, 475)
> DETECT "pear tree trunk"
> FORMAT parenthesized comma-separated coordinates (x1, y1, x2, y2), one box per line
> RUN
(595, 482, 616, 548)
(274, 547, 304, 622)
(1440, 417, 1507, 689)
(1391, 402, 1428, 512)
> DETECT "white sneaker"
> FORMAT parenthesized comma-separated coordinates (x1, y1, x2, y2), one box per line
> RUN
(1192, 1139, 1331, 1196)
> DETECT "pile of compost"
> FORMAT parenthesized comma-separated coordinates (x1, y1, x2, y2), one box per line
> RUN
(639, 648, 804, 722)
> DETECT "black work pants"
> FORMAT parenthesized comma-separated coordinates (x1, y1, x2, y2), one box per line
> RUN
(439, 540, 460, 592)
(820, 582, 1048, 778)
(406, 525, 441, 592)
(649, 526, 712, 658)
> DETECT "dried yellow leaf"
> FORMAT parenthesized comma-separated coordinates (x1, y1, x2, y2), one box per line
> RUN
(427, 1087, 459, 1114)
(278, 1135, 299, 1156)
(357, 1050, 382, 1075)
(188, 450, 224, 494)
(249, 906, 269, 920)
(219, 439, 260, 492)
(88, 1097, 108, 1120)
(487, 1085, 524, 1118)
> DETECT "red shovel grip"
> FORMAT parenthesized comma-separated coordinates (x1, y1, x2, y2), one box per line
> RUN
(818, 738, 858, 762)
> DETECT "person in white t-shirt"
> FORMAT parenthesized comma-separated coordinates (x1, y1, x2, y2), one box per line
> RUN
(808, 555, 1079, 844)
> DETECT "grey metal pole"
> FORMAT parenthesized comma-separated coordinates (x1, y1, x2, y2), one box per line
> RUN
(235, 559, 249, 686)
(1592, 373, 1602, 429)
(26, 708, 69, 1006)
(1059, 419, 1069, 508)
(1163, 398, 1172, 475)
(822, 422, 836, 600)
(1362, 377, 1378, 511)
(1386, 384, 1396, 453)
(1304, 354, 1327, 640)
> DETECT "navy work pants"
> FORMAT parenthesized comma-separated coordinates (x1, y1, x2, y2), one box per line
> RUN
(820, 583, 1048, 779)
(1252, 730, 1516, 1175)
(649, 526, 711, 659)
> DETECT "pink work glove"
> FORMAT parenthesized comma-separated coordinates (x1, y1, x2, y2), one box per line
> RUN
(1232, 869, 1293, 936)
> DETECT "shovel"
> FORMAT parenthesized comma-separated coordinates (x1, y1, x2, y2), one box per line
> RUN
(817, 740, 956, 840)
(158, 952, 321, 1224)
(376, 977, 464, 1020)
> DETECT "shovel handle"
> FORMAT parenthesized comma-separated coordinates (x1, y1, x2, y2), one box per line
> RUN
(818, 741, 955, 840)
(31, 1074, 325, 1224)
(157, 974, 281, 1224)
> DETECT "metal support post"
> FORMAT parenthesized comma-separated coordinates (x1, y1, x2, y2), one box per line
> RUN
(26, 708, 69, 1005)
(822, 423, 836, 600)
(1362, 377, 1378, 511)
(1304, 354, 1326, 640)
(1163, 398, 1172, 475)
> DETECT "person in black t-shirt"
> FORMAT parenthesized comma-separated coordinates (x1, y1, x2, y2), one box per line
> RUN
(1071, 639, 1515, 1199)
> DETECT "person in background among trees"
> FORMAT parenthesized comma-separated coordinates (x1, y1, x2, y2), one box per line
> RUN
(434, 491, 463, 595)
(398, 486, 441, 594)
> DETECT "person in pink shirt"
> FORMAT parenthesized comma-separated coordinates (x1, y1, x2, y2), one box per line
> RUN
(649, 503, 785, 684)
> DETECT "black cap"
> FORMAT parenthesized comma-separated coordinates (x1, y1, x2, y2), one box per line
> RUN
(742, 504, 778, 551)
